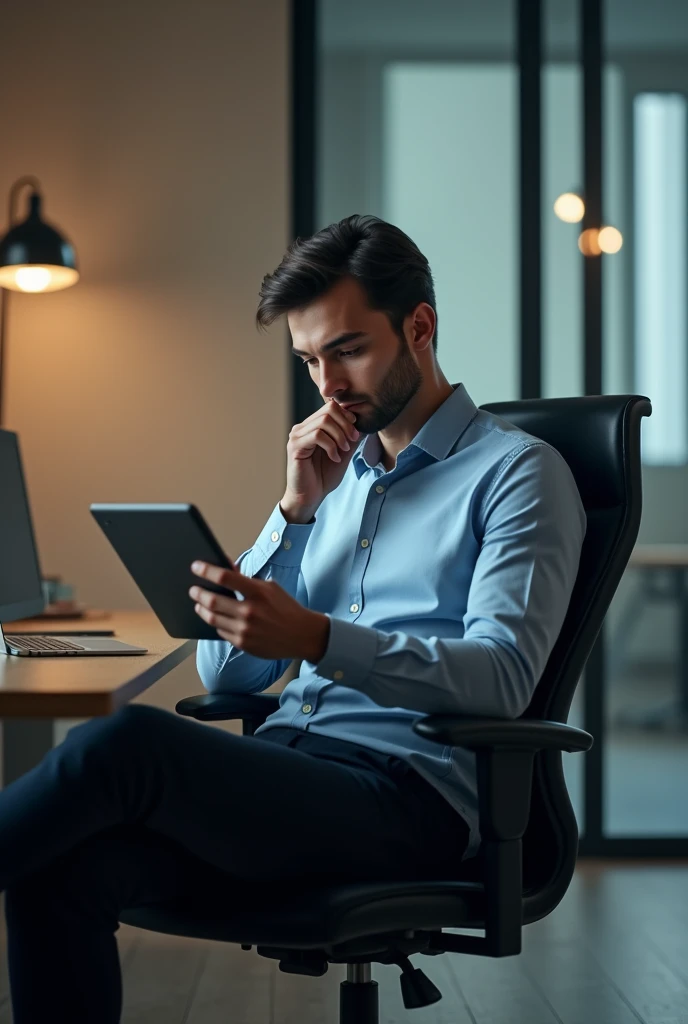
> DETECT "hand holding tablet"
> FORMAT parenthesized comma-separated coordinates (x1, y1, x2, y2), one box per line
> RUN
(188, 558, 244, 631)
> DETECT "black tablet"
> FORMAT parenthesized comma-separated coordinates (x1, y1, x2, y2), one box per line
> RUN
(90, 503, 238, 639)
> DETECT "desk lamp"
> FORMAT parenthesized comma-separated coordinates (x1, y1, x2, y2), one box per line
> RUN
(0, 176, 79, 426)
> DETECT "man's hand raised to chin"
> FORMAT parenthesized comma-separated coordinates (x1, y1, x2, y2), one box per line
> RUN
(189, 561, 331, 664)
(188, 399, 359, 665)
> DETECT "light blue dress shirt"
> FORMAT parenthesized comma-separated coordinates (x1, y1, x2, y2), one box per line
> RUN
(196, 383, 586, 859)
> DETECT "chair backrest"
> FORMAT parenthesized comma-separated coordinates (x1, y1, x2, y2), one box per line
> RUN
(478, 395, 651, 912)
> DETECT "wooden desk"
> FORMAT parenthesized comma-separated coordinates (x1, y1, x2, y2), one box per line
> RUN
(0, 610, 196, 782)
(629, 544, 688, 569)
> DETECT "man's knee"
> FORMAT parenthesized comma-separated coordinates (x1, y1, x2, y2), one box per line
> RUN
(64, 703, 176, 755)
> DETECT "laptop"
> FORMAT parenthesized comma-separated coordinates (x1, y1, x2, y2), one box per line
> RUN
(0, 429, 147, 657)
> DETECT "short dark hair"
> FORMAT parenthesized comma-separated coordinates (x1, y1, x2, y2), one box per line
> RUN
(256, 214, 438, 353)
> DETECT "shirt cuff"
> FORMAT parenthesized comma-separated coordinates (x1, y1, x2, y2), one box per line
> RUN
(307, 614, 379, 687)
(253, 502, 315, 567)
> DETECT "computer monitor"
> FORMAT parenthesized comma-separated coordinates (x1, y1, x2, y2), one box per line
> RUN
(0, 429, 45, 622)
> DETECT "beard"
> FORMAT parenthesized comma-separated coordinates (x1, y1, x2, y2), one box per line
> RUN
(349, 334, 423, 435)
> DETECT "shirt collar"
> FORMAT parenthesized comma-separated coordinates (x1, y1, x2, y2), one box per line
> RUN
(352, 382, 478, 478)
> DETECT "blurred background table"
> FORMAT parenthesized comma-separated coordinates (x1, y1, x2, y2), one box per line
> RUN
(612, 544, 688, 732)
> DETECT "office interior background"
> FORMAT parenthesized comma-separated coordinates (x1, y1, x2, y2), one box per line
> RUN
(0, 0, 687, 1020)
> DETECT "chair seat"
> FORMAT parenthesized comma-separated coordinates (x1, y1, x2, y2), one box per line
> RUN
(120, 876, 486, 948)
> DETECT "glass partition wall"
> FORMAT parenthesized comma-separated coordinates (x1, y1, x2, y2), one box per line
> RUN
(291, 0, 688, 856)
(602, 0, 688, 846)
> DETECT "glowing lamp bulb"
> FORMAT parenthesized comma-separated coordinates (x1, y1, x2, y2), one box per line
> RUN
(598, 226, 623, 254)
(578, 229, 602, 257)
(15, 266, 53, 292)
(554, 192, 585, 223)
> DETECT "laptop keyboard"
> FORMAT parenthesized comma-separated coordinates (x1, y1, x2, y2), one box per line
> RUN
(6, 635, 87, 653)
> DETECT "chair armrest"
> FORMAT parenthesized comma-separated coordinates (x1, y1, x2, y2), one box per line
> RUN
(413, 714, 591, 840)
(411, 715, 593, 956)
(412, 716, 593, 753)
(175, 693, 281, 734)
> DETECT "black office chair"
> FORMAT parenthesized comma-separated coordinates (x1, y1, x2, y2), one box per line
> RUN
(120, 394, 651, 1023)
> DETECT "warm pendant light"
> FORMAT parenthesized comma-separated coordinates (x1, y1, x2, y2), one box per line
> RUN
(0, 179, 79, 292)
(0, 176, 79, 425)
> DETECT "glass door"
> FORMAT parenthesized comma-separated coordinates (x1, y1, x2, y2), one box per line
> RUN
(601, 0, 688, 849)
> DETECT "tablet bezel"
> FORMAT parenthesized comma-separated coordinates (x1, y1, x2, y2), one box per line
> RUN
(90, 503, 238, 639)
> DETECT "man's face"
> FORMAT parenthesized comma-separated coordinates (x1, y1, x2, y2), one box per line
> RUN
(288, 276, 423, 435)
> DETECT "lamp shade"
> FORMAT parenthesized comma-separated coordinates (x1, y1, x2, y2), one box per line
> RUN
(0, 192, 79, 292)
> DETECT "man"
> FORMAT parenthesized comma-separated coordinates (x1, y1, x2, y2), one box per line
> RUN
(1, 215, 585, 1022)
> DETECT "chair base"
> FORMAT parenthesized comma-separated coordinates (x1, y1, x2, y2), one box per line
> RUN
(253, 941, 444, 1016)
(337, 960, 442, 1021)
(341, 967, 379, 1024)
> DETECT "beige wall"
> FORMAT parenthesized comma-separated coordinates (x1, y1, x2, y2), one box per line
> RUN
(0, 0, 290, 719)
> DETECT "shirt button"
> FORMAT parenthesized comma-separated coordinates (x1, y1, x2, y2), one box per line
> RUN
(375, 485, 385, 494)
(361, 539, 369, 548)
(283, 538, 292, 550)
(333, 670, 344, 680)
(302, 703, 312, 713)
(271, 531, 280, 542)
(350, 603, 359, 613)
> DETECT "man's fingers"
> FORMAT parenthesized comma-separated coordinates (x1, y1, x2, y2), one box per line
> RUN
(189, 586, 244, 614)
(194, 602, 239, 635)
(191, 560, 250, 592)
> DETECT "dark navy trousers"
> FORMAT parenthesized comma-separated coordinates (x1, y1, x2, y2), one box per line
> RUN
(0, 703, 469, 1022)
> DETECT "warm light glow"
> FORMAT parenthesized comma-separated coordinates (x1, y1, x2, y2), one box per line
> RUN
(15, 267, 52, 292)
(598, 225, 623, 253)
(554, 192, 585, 223)
(0, 264, 79, 292)
(578, 228, 602, 257)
